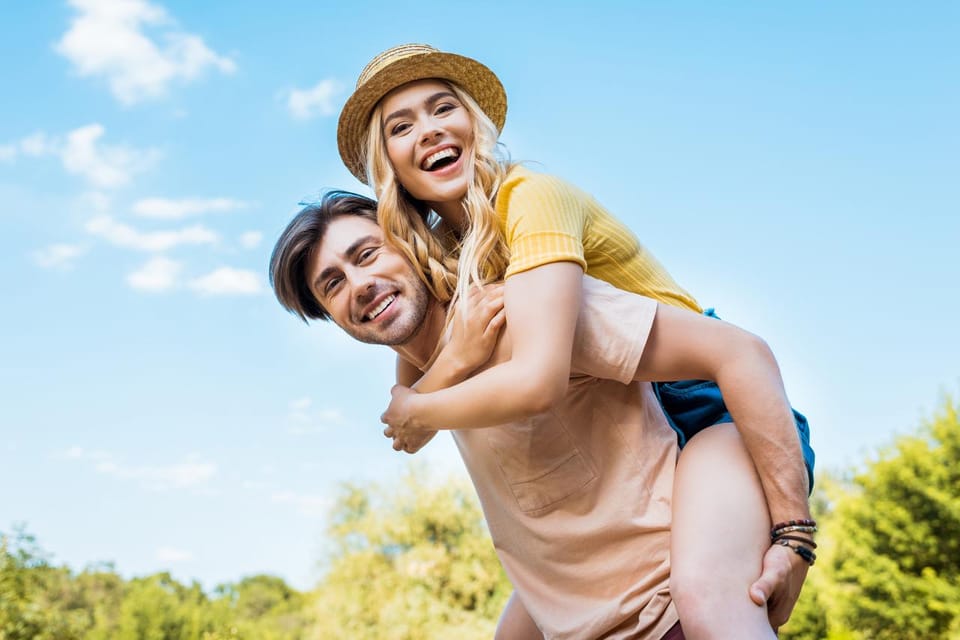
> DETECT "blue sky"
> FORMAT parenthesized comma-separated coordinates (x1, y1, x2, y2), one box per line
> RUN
(1, 1, 957, 591)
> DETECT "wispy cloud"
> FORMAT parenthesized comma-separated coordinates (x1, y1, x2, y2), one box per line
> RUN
(86, 215, 218, 251)
(133, 197, 250, 220)
(127, 256, 181, 292)
(271, 490, 330, 517)
(287, 398, 345, 436)
(55, 0, 236, 105)
(156, 546, 192, 563)
(32, 244, 87, 270)
(2, 125, 158, 189)
(63, 124, 159, 188)
(285, 79, 342, 120)
(239, 231, 262, 249)
(59, 447, 217, 491)
(187, 267, 262, 296)
(0, 144, 18, 162)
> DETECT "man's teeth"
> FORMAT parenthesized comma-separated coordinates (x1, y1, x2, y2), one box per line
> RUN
(365, 295, 396, 321)
(423, 148, 459, 170)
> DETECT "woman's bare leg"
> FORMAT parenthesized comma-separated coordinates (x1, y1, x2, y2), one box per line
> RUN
(670, 422, 776, 639)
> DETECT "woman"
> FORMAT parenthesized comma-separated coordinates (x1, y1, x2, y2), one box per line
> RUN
(336, 44, 816, 639)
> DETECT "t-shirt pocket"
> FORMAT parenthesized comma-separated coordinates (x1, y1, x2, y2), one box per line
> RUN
(486, 413, 596, 514)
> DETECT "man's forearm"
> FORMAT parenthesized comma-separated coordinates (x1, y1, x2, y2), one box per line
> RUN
(716, 341, 811, 524)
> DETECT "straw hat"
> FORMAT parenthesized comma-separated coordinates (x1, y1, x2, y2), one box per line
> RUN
(337, 44, 507, 184)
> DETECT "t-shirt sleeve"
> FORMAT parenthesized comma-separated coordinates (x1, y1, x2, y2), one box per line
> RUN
(570, 276, 658, 385)
(498, 170, 590, 278)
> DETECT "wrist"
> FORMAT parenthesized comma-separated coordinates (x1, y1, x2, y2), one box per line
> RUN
(434, 347, 473, 383)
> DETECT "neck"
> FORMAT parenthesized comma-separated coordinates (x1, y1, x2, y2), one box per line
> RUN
(391, 300, 448, 371)
(430, 199, 468, 231)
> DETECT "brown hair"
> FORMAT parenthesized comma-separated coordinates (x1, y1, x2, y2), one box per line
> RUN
(269, 191, 380, 322)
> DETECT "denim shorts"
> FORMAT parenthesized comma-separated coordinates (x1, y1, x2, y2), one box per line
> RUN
(652, 309, 815, 492)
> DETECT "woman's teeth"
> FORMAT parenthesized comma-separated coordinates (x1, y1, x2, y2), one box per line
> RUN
(422, 148, 460, 170)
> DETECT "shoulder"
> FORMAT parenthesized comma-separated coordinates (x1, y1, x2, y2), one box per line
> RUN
(496, 165, 586, 213)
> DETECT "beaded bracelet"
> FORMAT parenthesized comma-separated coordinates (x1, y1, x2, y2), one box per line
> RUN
(775, 539, 817, 566)
(772, 519, 817, 530)
(772, 534, 817, 549)
(770, 524, 818, 539)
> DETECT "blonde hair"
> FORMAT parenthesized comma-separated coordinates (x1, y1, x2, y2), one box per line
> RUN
(365, 81, 511, 312)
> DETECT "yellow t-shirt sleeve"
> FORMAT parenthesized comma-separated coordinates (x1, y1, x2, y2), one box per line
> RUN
(497, 169, 589, 279)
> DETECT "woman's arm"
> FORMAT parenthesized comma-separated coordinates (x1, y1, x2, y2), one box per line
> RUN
(382, 261, 584, 432)
(385, 283, 508, 449)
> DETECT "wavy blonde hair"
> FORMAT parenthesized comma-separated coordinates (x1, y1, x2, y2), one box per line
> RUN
(365, 81, 511, 312)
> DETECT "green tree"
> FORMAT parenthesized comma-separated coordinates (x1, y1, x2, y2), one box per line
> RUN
(781, 396, 960, 640)
(311, 466, 511, 640)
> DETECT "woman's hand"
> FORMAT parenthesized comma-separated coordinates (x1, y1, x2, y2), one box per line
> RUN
(440, 283, 506, 376)
(381, 384, 431, 451)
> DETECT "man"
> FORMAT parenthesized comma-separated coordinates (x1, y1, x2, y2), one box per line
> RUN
(269, 192, 813, 639)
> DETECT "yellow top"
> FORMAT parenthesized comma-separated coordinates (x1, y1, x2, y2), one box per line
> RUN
(495, 165, 701, 312)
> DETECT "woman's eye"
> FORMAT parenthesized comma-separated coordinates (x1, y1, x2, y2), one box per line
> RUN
(436, 103, 455, 115)
(390, 122, 410, 136)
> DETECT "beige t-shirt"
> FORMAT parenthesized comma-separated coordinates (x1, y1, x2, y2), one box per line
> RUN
(451, 276, 679, 639)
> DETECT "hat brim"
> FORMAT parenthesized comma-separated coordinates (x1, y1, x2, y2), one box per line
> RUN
(337, 51, 506, 184)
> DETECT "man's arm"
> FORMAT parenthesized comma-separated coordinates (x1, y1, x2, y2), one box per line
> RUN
(634, 302, 811, 626)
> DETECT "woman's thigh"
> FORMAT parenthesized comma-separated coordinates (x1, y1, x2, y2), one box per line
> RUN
(670, 422, 776, 639)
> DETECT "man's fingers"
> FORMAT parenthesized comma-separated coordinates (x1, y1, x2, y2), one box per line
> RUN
(749, 563, 783, 607)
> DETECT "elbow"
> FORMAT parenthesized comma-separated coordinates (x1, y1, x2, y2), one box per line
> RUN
(726, 330, 780, 377)
(515, 374, 568, 417)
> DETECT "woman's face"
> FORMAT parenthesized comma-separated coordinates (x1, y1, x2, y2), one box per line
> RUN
(380, 79, 475, 218)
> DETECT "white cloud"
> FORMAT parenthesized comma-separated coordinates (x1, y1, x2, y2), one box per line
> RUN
(97, 457, 217, 490)
(188, 267, 262, 296)
(32, 243, 87, 270)
(239, 231, 261, 249)
(86, 215, 218, 251)
(287, 400, 345, 436)
(62, 124, 158, 188)
(133, 197, 249, 220)
(57, 446, 106, 460)
(55, 0, 236, 105)
(286, 79, 342, 120)
(271, 490, 330, 517)
(61, 448, 216, 491)
(20, 132, 58, 157)
(127, 256, 181, 292)
(156, 547, 192, 563)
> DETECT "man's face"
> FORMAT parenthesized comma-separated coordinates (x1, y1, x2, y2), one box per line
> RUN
(307, 215, 430, 345)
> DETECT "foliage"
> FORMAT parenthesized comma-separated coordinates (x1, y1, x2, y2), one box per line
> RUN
(0, 526, 313, 640)
(7, 397, 958, 639)
(311, 466, 511, 640)
(780, 396, 960, 640)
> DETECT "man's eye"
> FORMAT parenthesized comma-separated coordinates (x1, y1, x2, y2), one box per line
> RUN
(359, 247, 377, 262)
(324, 277, 342, 294)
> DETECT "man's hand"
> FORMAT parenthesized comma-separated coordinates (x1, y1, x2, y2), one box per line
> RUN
(381, 384, 434, 453)
(749, 543, 810, 629)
